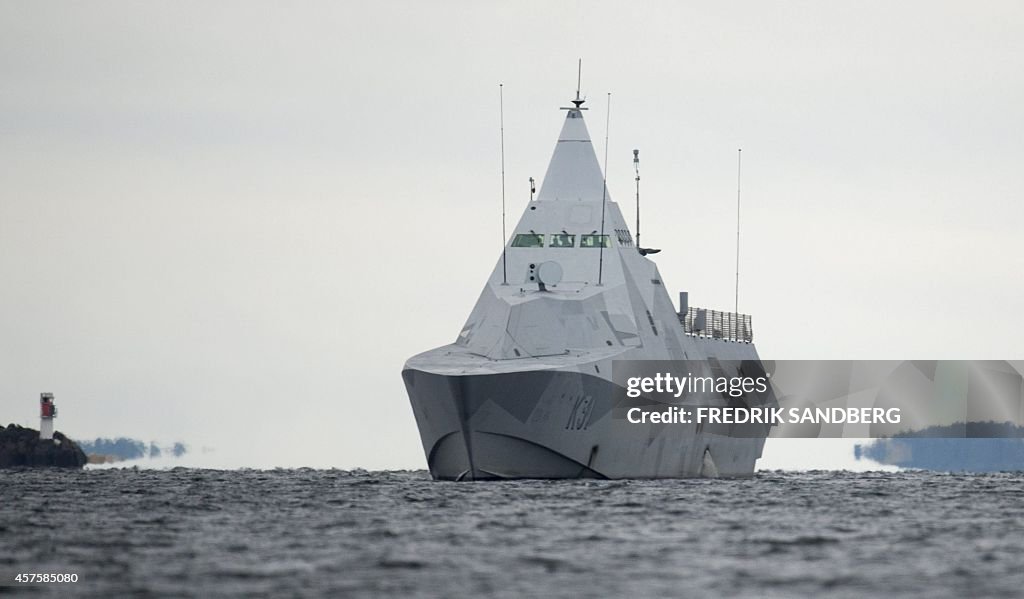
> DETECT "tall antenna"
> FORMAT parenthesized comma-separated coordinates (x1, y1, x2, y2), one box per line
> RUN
(633, 149, 640, 251)
(734, 148, 742, 313)
(500, 84, 508, 286)
(598, 92, 611, 286)
(576, 59, 582, 102)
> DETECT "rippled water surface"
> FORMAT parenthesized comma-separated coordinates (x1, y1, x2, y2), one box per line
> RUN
(2, 469, 1024, 597)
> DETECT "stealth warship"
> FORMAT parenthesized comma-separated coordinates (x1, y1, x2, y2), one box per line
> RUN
(403, 90, 772, 480)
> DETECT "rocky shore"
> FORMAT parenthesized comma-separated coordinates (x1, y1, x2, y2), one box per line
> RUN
(0, 423, 87, 468)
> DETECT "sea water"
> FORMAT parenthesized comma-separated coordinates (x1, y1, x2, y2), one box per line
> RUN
(2, 469, 1023, 597)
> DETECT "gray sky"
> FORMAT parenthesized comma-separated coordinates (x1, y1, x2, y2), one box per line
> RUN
(2, 1, 1022, 469)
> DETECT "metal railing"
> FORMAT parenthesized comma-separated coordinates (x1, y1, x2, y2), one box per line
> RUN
(679, 307, 753, 343)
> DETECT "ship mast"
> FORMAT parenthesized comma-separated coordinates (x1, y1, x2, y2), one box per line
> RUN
(735, 148, 741, 314)
(499, 84, 507, 285)
(634, 149, 640, 251)
(598, 91, 610, 286)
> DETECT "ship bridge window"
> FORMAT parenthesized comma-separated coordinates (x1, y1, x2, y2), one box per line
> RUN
(580, 234, 611, 248)
(511, 233, 544, 247)
(550, 233, 575, 248)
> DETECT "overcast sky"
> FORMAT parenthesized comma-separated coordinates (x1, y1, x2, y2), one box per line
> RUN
(2, 2, 1022, 469)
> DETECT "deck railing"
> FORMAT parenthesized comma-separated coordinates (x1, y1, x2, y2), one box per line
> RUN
(679, 307, 753, 343)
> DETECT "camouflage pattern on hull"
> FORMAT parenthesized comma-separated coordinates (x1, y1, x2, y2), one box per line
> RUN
(403, 364, 766, 480)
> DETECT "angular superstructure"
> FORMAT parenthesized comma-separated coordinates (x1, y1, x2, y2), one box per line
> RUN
(403, 92, 771, 480)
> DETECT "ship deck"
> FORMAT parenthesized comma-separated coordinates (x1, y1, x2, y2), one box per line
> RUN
(404, 344, 630, 377)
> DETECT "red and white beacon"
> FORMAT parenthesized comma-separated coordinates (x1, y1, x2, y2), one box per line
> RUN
(40, 393, 57, 441)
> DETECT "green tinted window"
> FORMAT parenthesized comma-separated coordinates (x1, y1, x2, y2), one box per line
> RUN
(580, 234, 611, 248)
(550, 233, 575, 248)
(511, 233, 544, 247)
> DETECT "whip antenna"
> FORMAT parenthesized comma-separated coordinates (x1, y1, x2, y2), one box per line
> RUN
(634, 149, 640, 251)
(598, 92, 611, 286)
(500, 84, 508, 285)
(576, 59, 582, 101)
(735, 148, 742, 313)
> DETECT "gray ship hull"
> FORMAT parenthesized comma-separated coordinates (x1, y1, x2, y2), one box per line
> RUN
(403, 353, 767, 480)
